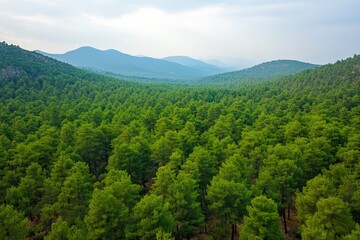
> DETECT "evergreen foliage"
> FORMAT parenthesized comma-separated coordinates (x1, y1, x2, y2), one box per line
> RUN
(240, 195, 284, 240)
(0, 42, 359, 239)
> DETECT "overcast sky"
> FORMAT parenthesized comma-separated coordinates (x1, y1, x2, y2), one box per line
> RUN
(1, 0, 359, 67)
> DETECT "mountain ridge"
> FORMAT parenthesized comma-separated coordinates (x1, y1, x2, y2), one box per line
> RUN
(38, 47, 225, 80)
(162, 56, 226, 75)
(37, 46, 319, 84)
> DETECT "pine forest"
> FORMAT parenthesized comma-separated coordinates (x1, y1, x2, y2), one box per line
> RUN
(0, 42, 359, 240)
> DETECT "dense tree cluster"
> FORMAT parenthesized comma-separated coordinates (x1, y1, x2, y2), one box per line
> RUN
(0, 42, 359, 239)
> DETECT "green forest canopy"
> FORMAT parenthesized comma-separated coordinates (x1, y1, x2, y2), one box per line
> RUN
(0, 42, 359, 239)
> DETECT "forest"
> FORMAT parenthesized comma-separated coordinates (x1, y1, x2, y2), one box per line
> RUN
(0, 42, 359, 240)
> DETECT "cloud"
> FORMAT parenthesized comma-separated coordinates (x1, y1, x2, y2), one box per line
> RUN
(79, 6, 231, 57)
(0, 0, 359, 65)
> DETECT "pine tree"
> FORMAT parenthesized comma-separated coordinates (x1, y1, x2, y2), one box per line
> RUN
(172, 171, 204, 240)
(85, 188, 128, 240)
(127, 194, 174, 240)
(57, 162, 93, 225)
(240, 195, 284, 240)
(0, 204, 28, 240)
(301, 197, 356, 240)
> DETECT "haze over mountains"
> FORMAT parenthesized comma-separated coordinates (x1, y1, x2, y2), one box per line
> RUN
(38, 47, 227, 80)
(162, 56, 226, 75)
(38, 46, 319, 83)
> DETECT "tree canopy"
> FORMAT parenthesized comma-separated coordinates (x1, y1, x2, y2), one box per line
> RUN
(0, 42, 359, 239)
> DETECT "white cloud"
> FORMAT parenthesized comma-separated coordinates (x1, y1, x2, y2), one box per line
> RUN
(0, 0, 359, 65)
(77, 6, 232, 58)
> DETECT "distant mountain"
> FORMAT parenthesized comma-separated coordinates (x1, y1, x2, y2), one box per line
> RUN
(197, 60, 319, 85)
(38, 47, 221, 80)
(162, 56, 226, 75)
(206, 58, 256, 70)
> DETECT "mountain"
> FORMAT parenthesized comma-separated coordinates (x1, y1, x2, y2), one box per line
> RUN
(206, 58, 256, 70)
(197, 59, 319, 86)
(162, 56, 226, 75)
(38, 47, 219, 80)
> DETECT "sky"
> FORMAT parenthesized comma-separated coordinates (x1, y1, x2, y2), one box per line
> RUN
(0, 0, 359, 67)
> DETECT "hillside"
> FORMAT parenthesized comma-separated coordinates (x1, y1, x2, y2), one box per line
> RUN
(1, 43, 78, 77)
(1, 42, 359, 240)
(39, 47, 220, 80)
(197, 59, 319, 86)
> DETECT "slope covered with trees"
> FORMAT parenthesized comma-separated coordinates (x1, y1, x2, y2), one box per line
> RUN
(197, 60, 319, 87)
(0, 42, 359, 239)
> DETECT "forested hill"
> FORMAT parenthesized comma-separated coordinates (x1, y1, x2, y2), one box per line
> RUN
(1, 41, 360, 240)
(1, 42, 78, 76)
(197, 59, 319, 86)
